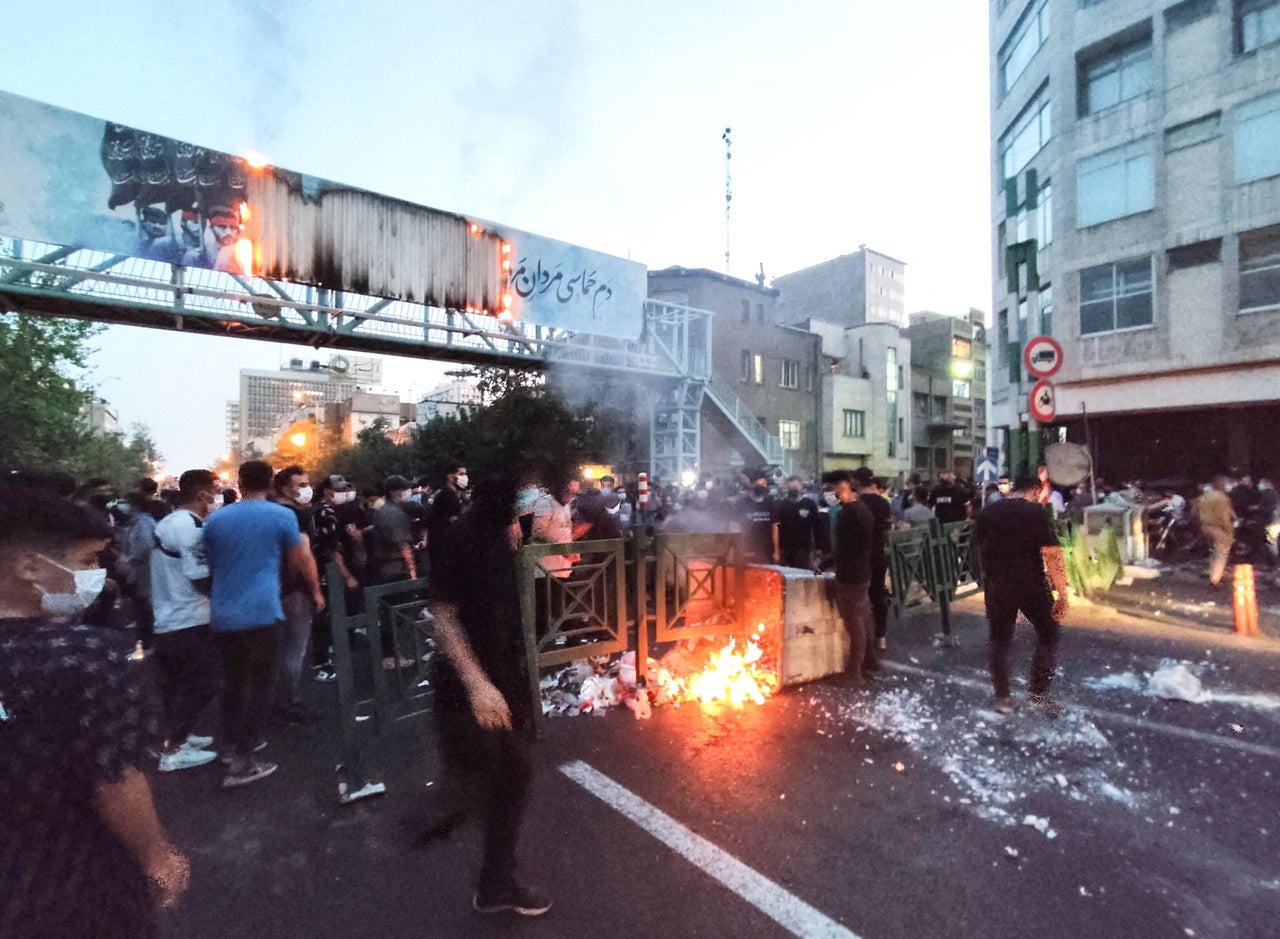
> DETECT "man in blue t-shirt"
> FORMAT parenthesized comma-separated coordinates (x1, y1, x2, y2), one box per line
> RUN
(203, 461, 324, 788)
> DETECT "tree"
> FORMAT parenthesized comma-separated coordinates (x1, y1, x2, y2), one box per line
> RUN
(0, 313, 97, 470)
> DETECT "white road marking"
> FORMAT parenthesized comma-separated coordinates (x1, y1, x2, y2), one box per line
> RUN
(884, 661, 1280, 761)
(559, 760, 859, 939)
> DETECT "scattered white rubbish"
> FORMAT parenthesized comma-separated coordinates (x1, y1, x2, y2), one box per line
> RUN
(1230, 724, 1245, 734)
(1004, 846, 1019, 859)
(1147, 662, 1208, 703)
(1054, 774, 1069, 788)
(1023, 815, 1050, 833)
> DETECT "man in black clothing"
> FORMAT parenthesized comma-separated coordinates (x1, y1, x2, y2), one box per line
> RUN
(852, 468, 892, 651)
(928, 472, 969, 525)
(973, 476, 1070, 716)
(424, 474, 550, 917)
(426, 461, 468, 577)
(1, 484, 189, 936)
(736, 473, 779, 564)
(777, 475, 827, 570)
(824, 470, 879, 684)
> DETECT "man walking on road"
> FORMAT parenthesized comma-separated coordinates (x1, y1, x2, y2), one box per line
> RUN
(149, 469, 222, 772)
(203, 461, 324, 787)
(271, 465, 323, 723)
(852, 468, 892, 651)
(425, 474, 550, 917)
(1197, 475, 1237, 588)
(973, 476, 1070, 716)
(824, 470, 879, 685)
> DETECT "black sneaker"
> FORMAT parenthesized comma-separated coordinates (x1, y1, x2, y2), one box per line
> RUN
(472, 884, 552, 917)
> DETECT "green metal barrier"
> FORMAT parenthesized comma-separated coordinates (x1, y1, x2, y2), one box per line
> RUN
(886, 519, 979, 646)
(518, 538, 629, 727)
(328, 567, 434, 805)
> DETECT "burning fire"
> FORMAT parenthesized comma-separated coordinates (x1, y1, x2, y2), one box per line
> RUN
(651, 635, 777, 710)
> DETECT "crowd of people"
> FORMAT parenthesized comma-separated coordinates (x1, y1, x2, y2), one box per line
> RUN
(5, 452, 1275, 933)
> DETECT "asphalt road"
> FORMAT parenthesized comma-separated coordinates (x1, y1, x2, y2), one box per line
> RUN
(152, 597, 1280, 939)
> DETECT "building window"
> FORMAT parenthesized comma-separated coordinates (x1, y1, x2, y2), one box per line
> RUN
(1166, 0, 1216, 32)
(934, 448, 949, 470)
(952, 380, 972, 399)
(998, 1, 1050, 97)
(886, 347, 899, 391)
(1038, 181, 1053, 246)
(778, 420, 802, 451)
(1236, 0, 1280, 53)
(740, 349, 751, 382)
(1077, 138, 1154, 227)
(1000, 87, 1051, 180)
(780, 359, 799, 388)
(975, 398, 987, 422)
(914, 447, 931, 469)
(1235, 92, 1280, 183)
(975, 360, 987, 383)
(933, 395, 948, 419)
(756, 303, 765, 324)
(952, 336, 972, 358)
(741, 300, 751, 323)
(1239, 225, 1280, 312)
(1166, 112, 1221, 153)
(753, 353, 764, 384)
(1080, 257, 1154, 334)
(1167, 238, 1223, 270)
(913, 392, 930, 420)
(843, 409, 866, 438)
(803, 364, 815, 392)
(1079, 39, 1152, 116)
(898, 417, 905, 444)
(997, 309, 1009, 356)
(1039, 284, 1054, 335)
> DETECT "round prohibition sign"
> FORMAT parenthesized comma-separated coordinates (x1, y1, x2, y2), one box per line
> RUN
(1023, 335, 1064, 379)
(1029, 379, 1056, 423)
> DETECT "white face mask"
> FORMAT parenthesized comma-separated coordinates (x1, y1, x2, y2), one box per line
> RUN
(455, 474, 469, 489)
(296, 485, 314, 505)
(823, 491, 839, 507)
(211, 493, 225, 508)
(332, 490, 352, 505)
(35, 553, 107, 619)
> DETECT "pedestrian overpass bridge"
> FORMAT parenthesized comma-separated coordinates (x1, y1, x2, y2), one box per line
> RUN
(0, 88, 790, 480)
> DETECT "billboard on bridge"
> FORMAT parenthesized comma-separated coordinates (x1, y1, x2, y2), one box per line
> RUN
(0, 89, 645, 340)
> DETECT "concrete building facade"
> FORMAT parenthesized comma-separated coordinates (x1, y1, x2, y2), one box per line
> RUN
(906, 309, 991, 481)
(989, 0, 1280, 482)
(648, 267, 823, 480)
(236, 354, 382, 456)
(773, 247, 908, 330)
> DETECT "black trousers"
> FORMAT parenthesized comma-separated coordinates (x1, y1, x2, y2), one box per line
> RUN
(833, 580, 878, 679)
(430, 685, 533, 893)
(215, 623, 281, 760)
(869, 557, 889, 639)
(153, 624, 221, 748)
(984, 578, 1059, 699)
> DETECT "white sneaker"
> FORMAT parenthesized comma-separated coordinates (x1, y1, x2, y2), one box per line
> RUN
(876, 637, 887, 651)
(185, 734, 215, 749)
(159, 746, 218, 772)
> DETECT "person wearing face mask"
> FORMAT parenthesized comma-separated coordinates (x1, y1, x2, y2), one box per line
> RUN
(204, 461, 325, 787)
(271, 466, 324, 724)
(427, 461, 469, 579)
(777, 475, 826, 570)
(148, 469, 222, 773)
(308, 476, 362, 681)
(1, 483, 190, 935)
(735, 473, 780, 565)
(369, 475, 419, 669)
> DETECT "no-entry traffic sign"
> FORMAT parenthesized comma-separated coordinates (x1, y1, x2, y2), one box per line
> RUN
(1023, 335, 1063, 379)
(1029, 380, 1056, 422)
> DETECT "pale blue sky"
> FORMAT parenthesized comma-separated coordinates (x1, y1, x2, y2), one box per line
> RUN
(0, 0, 992, 471)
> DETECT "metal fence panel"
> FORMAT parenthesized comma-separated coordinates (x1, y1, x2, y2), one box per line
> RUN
(653, 532, 745, 642)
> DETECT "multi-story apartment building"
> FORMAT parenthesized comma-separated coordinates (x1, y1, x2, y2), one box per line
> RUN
(236, 354, 382, 457)
(906, 309, 991, 481)
(773, 246, 908, 330)
(648, 267, 823, 480)
(989, 0, 1280, 483)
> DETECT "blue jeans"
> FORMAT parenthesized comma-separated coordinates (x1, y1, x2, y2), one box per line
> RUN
(278, 591, 315, 707)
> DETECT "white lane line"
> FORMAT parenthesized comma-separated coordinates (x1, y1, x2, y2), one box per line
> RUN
(884, 661, 1280, 761)
(559, 760, 859, 939)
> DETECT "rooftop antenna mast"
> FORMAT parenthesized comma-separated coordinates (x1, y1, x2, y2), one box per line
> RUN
(722, 127, 732, 275)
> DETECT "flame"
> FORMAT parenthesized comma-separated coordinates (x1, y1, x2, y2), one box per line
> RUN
(243, 151, 270, 169)
(651, 635, 776, 711)
(234, 237, 254, 275)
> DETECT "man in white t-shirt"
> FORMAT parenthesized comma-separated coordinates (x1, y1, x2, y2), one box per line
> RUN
(149, 469, 222, 772)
